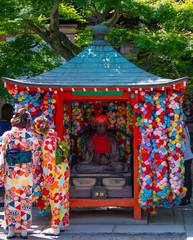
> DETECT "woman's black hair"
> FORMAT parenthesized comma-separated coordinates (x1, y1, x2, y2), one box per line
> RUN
(1, 103, 14, 121)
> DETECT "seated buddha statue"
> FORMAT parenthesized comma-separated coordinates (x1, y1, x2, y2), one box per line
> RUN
(72, 114, 128, 173)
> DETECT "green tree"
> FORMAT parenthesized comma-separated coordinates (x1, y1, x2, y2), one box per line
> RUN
(0, 34, 63, 101)
(0, 0, 193, 100)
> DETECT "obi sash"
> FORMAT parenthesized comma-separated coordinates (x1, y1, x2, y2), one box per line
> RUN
(6, 148, 31, 166)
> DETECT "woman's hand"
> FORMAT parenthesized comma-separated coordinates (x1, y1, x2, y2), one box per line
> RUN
(99, 155, 110, 165)
(87, 144, 94, 156)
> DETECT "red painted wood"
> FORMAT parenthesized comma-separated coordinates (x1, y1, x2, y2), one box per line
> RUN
(70, 199, 134, 207)
(66, 101, 71, 131)
(133, 92, 141, 220)
(55, 92, 64, 140)
(3, 80, 187, 221)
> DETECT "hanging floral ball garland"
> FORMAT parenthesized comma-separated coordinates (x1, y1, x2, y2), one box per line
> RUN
(71, 101, 85, 135)
(8, 89, 56, 125)
(162, 90, 186, 208)
(136, 91, 156, 214)
(71, 101, 87, 161)
(125, 101, 134, 166)
(107, 102, 117, 128)
(135, 89, 186, 214)
(151, 91, 169, 207)
(126, 101, 134, 135)
(63, 102, 71, 155)
(107, 101, 133, 163)
(115, 103, 127, 162)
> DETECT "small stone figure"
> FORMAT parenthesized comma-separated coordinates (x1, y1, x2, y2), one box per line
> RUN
(72, 114, 128, 173)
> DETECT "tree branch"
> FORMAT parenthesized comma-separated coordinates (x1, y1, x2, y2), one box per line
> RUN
(59, 32, 81, 55)
(24, 1, 81, 61)
(50, 0, 60, 43)
(103, 10, 123, 28)
(89, 3, 105, 24)
(140, 53, 157, 71)
(24, 1, 82, 61)
(49, 0, 80, 60)
(50, 41, 75, 61)
(90, 3, 100, 19)
(24, 19, 51, 44)
(24, 19, 76, 61)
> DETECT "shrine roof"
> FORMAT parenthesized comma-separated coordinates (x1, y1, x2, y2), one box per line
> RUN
(2, 25, 187, 90)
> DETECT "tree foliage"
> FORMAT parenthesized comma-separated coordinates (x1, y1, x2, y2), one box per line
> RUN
(0, 0, 193, 101)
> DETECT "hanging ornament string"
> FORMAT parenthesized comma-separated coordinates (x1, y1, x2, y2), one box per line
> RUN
(163, 90, 186, 208)
(137, 91, 155, 213)
(151, 91, 169, 205)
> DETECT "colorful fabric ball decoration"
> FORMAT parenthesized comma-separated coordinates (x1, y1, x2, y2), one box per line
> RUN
(8, 87, 186, 215)
(137, 90, 186, 214)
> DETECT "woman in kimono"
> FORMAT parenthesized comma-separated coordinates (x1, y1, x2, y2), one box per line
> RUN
(32, 116, 70, 236)
(0, 103, 14, 207)
(0, 108, 40, 239)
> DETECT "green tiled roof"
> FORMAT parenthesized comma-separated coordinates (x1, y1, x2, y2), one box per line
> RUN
(3, 25, 187, 89)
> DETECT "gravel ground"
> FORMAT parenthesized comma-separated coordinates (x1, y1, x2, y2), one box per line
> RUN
(0, 232, 187, 240)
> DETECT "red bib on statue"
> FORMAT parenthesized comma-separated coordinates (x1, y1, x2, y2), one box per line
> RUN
(91, 133, 110, 154)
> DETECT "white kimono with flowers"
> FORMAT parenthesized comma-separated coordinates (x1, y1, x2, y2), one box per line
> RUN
(0, 127, 40, 231)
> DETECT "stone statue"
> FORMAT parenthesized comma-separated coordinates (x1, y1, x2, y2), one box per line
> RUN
(72, 114, 128, 173)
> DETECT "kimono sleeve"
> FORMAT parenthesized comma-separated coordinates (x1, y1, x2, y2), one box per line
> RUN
(42, 130, 59, 185)
(0, 133, 9, 183)
(32, 132, 43, 166)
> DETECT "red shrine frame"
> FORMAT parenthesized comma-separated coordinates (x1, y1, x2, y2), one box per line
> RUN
(54, 83, 185, 220)
(55, 91, 141, 220)
(5, 81, 186, 220)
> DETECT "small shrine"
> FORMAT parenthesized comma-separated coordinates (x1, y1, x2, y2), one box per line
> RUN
(2, 25, 187, 220)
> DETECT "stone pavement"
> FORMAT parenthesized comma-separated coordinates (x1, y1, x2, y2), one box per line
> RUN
(0, 202, 193, 240)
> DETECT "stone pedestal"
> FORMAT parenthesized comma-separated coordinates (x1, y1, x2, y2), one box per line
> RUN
(70, 172, 133, 199)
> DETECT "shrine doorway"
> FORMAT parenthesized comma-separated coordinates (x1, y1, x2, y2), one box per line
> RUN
(65, 100, 134, 200)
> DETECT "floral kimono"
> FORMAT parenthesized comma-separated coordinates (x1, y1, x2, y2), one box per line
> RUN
(31, 131, 48, 213)
(0, 137, 3, 188)
(0, 127, 40, 231)
(42, 129, 70, 229)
